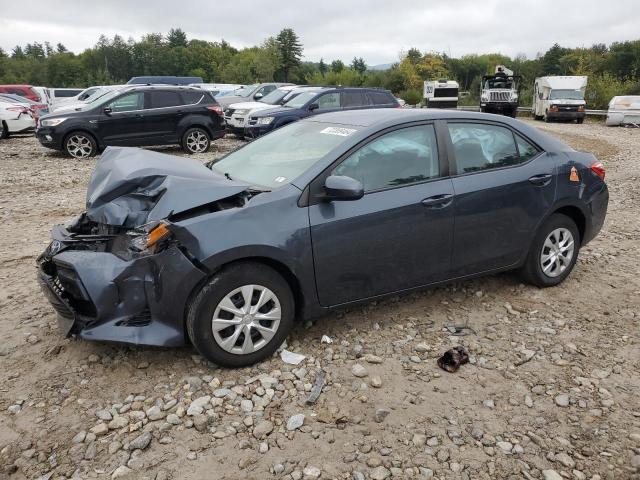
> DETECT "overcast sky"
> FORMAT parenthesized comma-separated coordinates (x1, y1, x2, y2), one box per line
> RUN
(1, 0, 638, 65)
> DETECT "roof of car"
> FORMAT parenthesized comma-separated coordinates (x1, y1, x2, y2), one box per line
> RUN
(306, 108, 509, 127)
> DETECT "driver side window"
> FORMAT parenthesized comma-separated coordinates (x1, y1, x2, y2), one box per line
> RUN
(108, 92, 144, 112)
(316, 93, 341, 110)
(332, 125, 439, 192)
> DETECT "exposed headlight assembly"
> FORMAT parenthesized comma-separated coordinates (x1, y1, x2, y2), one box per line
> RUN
(128, 222, 172, 254)
(41, 117, 67, 127)
(257, 116, 274, 125)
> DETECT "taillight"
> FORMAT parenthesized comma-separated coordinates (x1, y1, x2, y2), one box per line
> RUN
(207, 105, 223, 116)
(591, 161, 605, 180)
(578, 105, 585, 112)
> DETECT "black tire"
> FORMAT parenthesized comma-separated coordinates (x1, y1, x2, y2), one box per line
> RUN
(520, 213, 580, 288)
(544, 111, 551, 123)
(64, 131, 97, 158)
(577, 118, 584, 124)
(186, 262, 295, 367)
(181, 127, 211, 154)
(1, 121, 9, 139)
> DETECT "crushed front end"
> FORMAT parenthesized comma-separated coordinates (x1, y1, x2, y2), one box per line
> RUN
(37, 214, 207, 347)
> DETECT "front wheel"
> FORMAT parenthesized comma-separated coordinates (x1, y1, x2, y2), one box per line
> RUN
(64, 131, 97, 158)
(577, 118, 585, 124)
(186, 262, 295, 367)
(520, 214, 580, 287)
(0, 121, 6, 139)
(182, 127, 210, 154)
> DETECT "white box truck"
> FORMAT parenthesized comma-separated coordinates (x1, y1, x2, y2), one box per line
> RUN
(423, 80, 459, 109)
(532, 76, 587, 123)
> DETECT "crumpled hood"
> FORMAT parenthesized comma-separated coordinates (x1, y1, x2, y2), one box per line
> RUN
(85, 147, 249, 228)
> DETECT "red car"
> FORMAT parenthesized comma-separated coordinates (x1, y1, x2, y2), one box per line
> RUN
(0, 85, 42, 103)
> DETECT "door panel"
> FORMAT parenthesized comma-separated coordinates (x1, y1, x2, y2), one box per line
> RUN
(310, 179, 455, 306)
(446, 122, 556, 275)
(98, 92, 147, 145)
(309, 123, 453, 306)
(142, 91, 184, 142)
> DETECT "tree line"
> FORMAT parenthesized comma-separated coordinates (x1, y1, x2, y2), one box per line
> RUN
(0, 28, 638, 109)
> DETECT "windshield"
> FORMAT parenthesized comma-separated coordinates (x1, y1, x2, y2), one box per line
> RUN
(259, 88, 289, 104)
(283, 91, 318, 108)
(237, 84, 259, 98)
(550, 89, 584, 100)
(76, 89, 126, 111)
(211, 121, 361, 189)
(485, 78, 514, 89)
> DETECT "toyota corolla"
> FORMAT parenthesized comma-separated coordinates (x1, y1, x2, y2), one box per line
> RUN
(37, 109, 608, 367)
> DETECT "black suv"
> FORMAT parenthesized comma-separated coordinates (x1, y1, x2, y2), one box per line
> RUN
(36, 86, 225, 158)
(244, 87, 399, 137)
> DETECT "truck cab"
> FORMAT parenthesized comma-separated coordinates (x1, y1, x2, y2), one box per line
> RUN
(480, 65, 520, 117)
(532, 76, 587, 123)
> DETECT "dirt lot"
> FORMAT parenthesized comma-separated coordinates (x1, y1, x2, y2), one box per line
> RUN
(0, 120, 639, 480)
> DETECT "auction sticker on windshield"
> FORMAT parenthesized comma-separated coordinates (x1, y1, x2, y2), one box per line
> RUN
(320, 127, 357, 136)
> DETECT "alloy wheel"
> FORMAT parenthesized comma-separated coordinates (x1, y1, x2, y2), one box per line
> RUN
(66, 134, 93, 158)
(211, 284, 281, 355)
(540, 227, 575, 278)
(186, 130, 209, 153)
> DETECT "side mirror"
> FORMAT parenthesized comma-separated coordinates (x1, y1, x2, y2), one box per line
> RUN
(321, 175, 364, 201)
(254, 92, 263, 100)
(308, 103, 319, 112)
(103, 107, 112, 115)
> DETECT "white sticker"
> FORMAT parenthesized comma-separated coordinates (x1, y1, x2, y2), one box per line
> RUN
(320, 127, 357, 137)
(274, 176, 287, 183)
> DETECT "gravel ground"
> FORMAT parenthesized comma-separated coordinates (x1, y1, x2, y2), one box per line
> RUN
(0, 120, 639, 480)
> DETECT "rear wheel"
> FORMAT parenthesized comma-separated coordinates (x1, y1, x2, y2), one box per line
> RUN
(520, 214, 580, 287)
(544, 111, 551, 123)
(0, 121, 6, 139)
(64, 131, 97, 158)
(577, 118, 584, 124)
(181, 127, 210, 154)
(186, 262, 295, 367)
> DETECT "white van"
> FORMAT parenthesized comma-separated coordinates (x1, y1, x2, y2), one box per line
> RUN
(48, 87, 86, 110)
(606, 96, 640, 126)
(532, 76, 587, 123)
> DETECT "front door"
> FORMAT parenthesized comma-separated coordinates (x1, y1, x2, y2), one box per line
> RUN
(98, 91, 147, 145)
(309, 123, 455, 306)
(445, 121, 557, 276)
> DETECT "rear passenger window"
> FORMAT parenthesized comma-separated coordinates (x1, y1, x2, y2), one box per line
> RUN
(182, 91, 204, 104)
(342, 91, 367, 108)
(448, 123, 530, 174)
(150, 91, 182, 108)
(332, 125, 439, 192)
(367, 91, 394, 105)
(515, 134, 539, 161)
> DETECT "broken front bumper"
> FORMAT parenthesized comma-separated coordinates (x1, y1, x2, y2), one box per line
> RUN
(37, 234, 207, 347)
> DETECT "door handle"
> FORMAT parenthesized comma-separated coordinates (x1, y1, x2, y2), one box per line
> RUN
(528, 173, 552, 186)
(421, 194, 453, 209)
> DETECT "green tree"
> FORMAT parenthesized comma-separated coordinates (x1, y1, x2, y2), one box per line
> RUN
(331, 59, 345, 73)
(319, 58, 327, 76)
(351, 57, 367, 74)
(167, 28, 188, 48)
(275, 28, 303, 82)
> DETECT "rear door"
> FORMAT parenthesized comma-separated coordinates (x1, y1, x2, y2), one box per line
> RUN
(309, 122, 455, 306)
(142, 90, 184, 143)
(341, 90, 370, 112)
(445, 121, 556, 276)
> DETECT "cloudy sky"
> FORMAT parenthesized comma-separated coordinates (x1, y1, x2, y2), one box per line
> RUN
(1, 0, 638, 65)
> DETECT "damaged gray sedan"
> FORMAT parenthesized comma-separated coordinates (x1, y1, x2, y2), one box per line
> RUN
(38, 109, 608, 366)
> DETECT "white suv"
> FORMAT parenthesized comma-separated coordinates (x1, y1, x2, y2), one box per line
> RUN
(224, 86, 317, 137)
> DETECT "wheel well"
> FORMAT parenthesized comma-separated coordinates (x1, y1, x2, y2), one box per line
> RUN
(63, 129, 98, 147)
(553, 206, 586, 244)
(182, 124, 212, 139)
(183, 256, 305, 340)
